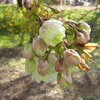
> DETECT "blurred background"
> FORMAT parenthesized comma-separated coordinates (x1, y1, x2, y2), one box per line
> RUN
(0, 0, 100, 100)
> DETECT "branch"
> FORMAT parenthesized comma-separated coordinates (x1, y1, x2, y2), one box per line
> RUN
(36, 14, 43, 29)
(44, 48, 53, 60)
(29, 21, 35, 43)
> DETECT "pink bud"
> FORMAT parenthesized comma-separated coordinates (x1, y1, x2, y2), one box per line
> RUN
(55, 59, 63, 72)
(77, 22, 91, 33)
(75, 32, 88, 44)
(37, 60, 49, 76)
(82, 30, 90, 41)
(48, 53, 57, 65)
(57, 72, 72, 87)
(64, 49, 81, 65)
(23, 43, 35, 59)
(32, 36, 48, 56)
(55, 9, 60, 13)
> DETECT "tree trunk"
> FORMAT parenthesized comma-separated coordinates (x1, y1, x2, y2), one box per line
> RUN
(63, 0, 66, 5)
(17, 0, 23, 8)
(5, 0, 9, 4)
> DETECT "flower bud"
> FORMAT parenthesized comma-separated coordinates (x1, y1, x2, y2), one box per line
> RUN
(32, 36, 48, 56)
(77, 22, 91, 33)
(55, 9, 60, 13)
(74, 32, 87, 44)
(25, 59, 36, 74)
(64, 49, 81, 65)
(48, 53, 57, 65)
(53, 0, 61, 4)
(57, 72, 72, 87)
(37, 60, 49, 76)
(23, 43, 34, 59)
(82, 30, 90, 41)
(39, 20, 65, 46)
(55, 59, 64, 72)
(56, 0, 61, 4)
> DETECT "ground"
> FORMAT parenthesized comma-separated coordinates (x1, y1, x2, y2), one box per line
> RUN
(0, 47, 100, 100)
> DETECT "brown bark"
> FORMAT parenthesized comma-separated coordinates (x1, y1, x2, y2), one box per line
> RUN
(17, 0, 23, 8)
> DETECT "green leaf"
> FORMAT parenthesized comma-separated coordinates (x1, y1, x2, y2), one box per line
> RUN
(50, 7, 60, 14)
(38, 2, 43, 7)
(66, 26, 75, 43)
(32, 6, 37, 15)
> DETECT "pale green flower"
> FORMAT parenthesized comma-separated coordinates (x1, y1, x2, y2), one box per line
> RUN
(39, 20, 65, 46)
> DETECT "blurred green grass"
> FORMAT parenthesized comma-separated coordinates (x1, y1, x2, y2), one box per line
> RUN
(0, 5, 100, 47)
(0, 5, 29, 47)
(0, 31, 28, 47)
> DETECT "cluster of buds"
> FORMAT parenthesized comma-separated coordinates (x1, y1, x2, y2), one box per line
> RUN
(74, 22, 91, 44)
(24, 16, 98, 87)
(55, 49, 82, 87)
(24, 20, 65, 76)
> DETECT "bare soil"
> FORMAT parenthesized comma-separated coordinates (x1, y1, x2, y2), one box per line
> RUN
(0, 47, 100, 100)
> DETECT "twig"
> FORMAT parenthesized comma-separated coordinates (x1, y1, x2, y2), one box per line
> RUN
(62, 42, 67, 50)
(29, 21, 35, 43)
(44, 48, 53, 60)
(36, 14, 43, 29)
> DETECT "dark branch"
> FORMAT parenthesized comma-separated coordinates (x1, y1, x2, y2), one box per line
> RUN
(29, 21, 35, 43)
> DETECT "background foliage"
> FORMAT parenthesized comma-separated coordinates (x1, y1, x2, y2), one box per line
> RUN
(0, 5, 100, 48)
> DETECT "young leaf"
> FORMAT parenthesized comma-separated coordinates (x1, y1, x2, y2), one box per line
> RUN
(50, 7, 60, 14)
(80, 52, 92, 60)
(66, 26, 75, 43)
(78, 62, 90, 72)
(83, 43, 99, 53)
(42, 13, 53, 21)
(77, 43, 99, 53)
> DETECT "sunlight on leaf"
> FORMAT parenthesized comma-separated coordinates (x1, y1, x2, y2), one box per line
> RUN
(78, 62, 90, 72)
